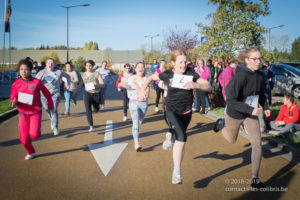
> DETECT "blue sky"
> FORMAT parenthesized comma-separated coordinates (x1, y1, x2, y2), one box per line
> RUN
(0, 0, 299, 51)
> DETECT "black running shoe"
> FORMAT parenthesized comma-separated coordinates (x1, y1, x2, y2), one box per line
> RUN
(213, 118, 224, 133)
(251, 177, 266, 188)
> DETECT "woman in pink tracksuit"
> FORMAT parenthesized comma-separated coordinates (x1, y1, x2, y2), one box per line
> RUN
(193, 58, 210, 114)
(218, 58, 238, 101)
(10, 59, 54, 160)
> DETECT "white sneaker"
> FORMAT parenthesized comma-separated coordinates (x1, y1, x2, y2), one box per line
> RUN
(162, 132, 173, 150)
(123, 116, 127, 121)
(25, 153, 36, 160)
(89, 126, 94, 132)
(172, 174, 183, 184)
(54, 128, 59, 136)
(51, 124, 53, 130)
(155, 107, 159, 112)
(192, 108, 197, 112)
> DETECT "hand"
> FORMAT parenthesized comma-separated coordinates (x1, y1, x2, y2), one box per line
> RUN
(183, 81, 196, 90)
(49, 108, 54, 114)
(251, 107, 262, 116)
(264, 110, 271, 117)
(11, 98, 17, 107)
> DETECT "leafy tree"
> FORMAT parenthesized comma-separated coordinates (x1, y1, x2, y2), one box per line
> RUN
(83, 41, 99, 50)
(39, 51, 61, 64)
(73, 56, 85, 71)
(197, 0, 270, 58)
(291, 37, 300, 62)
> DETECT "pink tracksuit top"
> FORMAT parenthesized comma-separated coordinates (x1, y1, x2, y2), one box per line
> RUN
(195, 65, 209, 80)
(10, 77, 54, 115)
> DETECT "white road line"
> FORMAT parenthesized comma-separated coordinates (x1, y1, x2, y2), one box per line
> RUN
(88, 120, 128, 176)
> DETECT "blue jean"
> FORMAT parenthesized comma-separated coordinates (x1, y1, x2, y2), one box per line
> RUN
(64, 90, 75, 112)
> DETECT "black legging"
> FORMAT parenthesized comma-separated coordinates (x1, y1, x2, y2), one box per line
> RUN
(122, 89, 129, 117)
(155, 86, 164, 107)
(165, 110, 192, 142)
(84, 91, 101, 126)
(195, 89, 206, 113)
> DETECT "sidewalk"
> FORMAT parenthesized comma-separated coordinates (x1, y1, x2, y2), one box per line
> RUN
(0, 91, 299, 200)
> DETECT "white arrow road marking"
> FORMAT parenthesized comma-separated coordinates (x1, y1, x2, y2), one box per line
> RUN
(88, 120, 128, 176)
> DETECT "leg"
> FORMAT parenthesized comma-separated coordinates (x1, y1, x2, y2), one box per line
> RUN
(243, 117, 262, 178)
(137, 101, 148, 126)
(199, 90, 206, 113)
(19, 114, 35, 155)
(64, 90, 71, 113)
(155, 86, 162, 108)
(41, 95, 52, 127)
(221, 113, 244, 144)
(51, 93, 60, 129)
(29, 113, 42, 140)
(129, 100, 140, 149)
(193, 89, 198, 110)
(91, 93, 100, 113)
(122, 89, 128, 117)
(84, 92, 93, 126)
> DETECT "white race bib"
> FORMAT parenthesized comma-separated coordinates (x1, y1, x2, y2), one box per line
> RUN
(171, 74, 193, 90)
(245, 95, 259, 108)
(44, 74, 55, 83)
(18, 92, 33, 105)
(85, 82, 95, 91)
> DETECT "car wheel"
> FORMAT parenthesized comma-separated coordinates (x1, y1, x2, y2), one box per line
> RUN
(293, 86, 300, 99)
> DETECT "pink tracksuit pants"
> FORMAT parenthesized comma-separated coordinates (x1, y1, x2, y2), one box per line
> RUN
(18, 112, 42, 154)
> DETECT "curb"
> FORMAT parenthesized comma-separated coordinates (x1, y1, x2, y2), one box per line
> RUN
(0, 108, 18, 123)
(203, 110, 300, 166)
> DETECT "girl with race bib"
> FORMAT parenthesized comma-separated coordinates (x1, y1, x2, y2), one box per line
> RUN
(11, 59, 54, 160)
(142, 50, 211, 184)
(73, 60, 105, 132)
(214, 48, 271, 189)
(119, 62, 150, 152)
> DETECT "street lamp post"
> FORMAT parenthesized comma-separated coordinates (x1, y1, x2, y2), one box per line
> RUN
(144, 34, 160, 58)
(268, 24, 284, 52)
(62, 4, 90, 62)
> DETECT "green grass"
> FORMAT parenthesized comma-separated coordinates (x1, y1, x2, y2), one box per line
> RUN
(0, 99, 14, 114)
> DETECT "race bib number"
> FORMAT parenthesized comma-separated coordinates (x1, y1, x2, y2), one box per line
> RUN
(171, 74, 193, 90)
(85, 82, 95, 91)
(245, 95, 259, 108)
(18, 92, 33, 105)
(44, 74, 55, 83)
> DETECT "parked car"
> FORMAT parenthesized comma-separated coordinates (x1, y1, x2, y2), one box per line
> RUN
(270, 63, 300, 98)
(280, 62, 300, 70)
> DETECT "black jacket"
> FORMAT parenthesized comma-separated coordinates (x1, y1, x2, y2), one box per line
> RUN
(225, 65, 268, 119)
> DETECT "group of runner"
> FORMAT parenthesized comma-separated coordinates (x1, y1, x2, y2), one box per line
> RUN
(10, 47, 270, 188)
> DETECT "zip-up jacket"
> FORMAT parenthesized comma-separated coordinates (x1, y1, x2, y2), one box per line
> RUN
(10, 77, 54, 115)
(275, 102, 299, 124)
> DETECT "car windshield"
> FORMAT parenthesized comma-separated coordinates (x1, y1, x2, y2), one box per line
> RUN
(282, 63, 300, 69)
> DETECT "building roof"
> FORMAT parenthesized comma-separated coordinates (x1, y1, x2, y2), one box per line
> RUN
(0, 49, 143, 64)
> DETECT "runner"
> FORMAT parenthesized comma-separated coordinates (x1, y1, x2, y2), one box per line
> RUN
(63, 62, 79, 116)
(142, 50, 211, 184)
(35, 58, 71, 135)
(96, 61, 115, 109)
(10, 59, 54, 160)
(154, 59, 167, 112)
(72, 60, 105, 132)
(213, 48, 271, 188)
(118, 62, 150, 152)
(116, 63, 132, 121)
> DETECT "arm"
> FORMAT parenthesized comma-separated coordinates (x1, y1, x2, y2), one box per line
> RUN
(184, 78, 212, 92)
(72, 80, 84, 99)
(62, 71, 71, 89)
(142, 73, 160, 90)
(10, 82, 18, 107)
(96, 74, 105, 88)
(39, 81, 54, 109)
(116, 73, 123, 89)
(73, 71, 79, 84)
